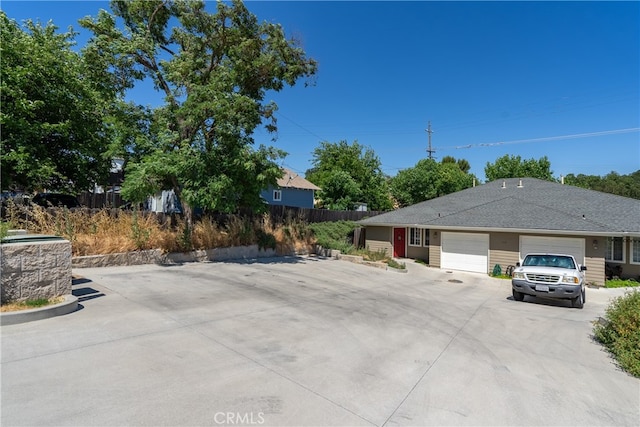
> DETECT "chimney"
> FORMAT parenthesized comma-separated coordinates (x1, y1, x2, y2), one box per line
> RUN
(517, 178, 523, 188)
(501, 180, 506, 189)
(473, 178, 476, 187)
(561, 175, 564, 185)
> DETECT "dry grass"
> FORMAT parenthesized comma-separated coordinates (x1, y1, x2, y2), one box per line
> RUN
(264, 215, 315, 255)
(4, 203, 315, 256)
(1, 296, 66, 312)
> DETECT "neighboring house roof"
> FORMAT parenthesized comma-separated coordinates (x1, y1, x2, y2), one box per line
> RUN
(276, 168, 321, 191)
(359, 178, 640, 236)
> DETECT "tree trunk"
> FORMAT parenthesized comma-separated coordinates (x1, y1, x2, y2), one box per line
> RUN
(174, 186, 194, 251)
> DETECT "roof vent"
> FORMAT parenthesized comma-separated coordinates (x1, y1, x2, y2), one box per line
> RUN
(501, 181, 506, 189)
(517, 178, 523, 188)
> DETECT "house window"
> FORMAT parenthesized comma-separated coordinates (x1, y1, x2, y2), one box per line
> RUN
(409, 228, 422, 247)
(273, 190, 282, 201)
(631, 238, 640, 265)
(605, 237, 624, 263)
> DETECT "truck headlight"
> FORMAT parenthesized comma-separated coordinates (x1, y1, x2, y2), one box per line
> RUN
(562, 276, 579, 284)
(513, 272, 525, 279)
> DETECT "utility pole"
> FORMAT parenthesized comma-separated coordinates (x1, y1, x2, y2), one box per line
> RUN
(426, 121, 435, 159)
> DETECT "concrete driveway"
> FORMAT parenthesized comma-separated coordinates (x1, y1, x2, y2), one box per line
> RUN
(1, 256, 638, 426)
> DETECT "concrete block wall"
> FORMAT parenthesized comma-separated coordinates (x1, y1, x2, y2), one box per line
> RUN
(1, 240, 72, 303)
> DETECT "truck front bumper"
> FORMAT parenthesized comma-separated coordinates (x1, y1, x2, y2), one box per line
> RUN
(512, 279, 582, 300)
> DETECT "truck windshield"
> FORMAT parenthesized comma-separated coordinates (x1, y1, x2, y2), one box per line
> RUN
(522, 255, 576, 269)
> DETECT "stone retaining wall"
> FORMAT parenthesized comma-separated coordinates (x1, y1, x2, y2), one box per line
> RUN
(72, 245, 279, 268)
(1, 239, 72, 303)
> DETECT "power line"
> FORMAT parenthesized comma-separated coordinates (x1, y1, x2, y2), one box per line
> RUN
(439, 127, 640, 150)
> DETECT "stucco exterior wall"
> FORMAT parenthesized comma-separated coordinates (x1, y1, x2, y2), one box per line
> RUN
(622, 262, 640, 280)
(364, 226, 392, 255)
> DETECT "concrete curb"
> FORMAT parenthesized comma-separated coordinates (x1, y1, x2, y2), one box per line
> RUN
(337, 253, 408, 273)
(0, 295, 78, 326)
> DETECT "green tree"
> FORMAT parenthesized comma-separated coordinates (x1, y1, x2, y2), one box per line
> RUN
(484, 154, 554, 182)
(564, 170, 640, 199)
(390, 159, 476, 207)
(320, 170, 362, 210)
(441, 155, 471, 173)
(305, 140, 393, 211)
(79, 0, 317, 222)
(0, 12, 115, 192)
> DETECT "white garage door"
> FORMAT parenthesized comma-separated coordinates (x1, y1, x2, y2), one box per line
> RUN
(520, 236, 585, 265)
(441, 232, 489, 273)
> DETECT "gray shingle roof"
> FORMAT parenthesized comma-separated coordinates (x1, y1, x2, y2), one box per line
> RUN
(360, 178, 640, 236)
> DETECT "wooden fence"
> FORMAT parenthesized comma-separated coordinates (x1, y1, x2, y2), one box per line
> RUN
(77, 192, 124, 209)
(3, 202, 385, 225)
(74, 192, 385, 223)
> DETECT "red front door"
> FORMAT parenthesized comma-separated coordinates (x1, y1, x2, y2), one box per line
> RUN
(393, 228, 406, 258)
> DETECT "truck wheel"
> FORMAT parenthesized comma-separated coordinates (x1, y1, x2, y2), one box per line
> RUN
(512, 289, 524, 302)
(572, 292, 584, 309)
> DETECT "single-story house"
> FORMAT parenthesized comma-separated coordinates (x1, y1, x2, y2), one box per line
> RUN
(261, 168, 321, 209)
(359, 178, 640, 285)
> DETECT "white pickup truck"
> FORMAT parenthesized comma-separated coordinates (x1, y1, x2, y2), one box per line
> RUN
(511, 253, 587, 309)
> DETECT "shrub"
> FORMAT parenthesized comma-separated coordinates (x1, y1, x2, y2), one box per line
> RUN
(387, 258, 406, 270)
(593, 290, 640, 378)
(354, 248, 388, 262)
(605, 279, 639, 288)
(0, 220, 15, 240)
(308, 221, 357, 250)
(256, 229, 276, 250)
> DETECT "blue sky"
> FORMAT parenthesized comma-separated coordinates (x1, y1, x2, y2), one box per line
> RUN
(3, 0, 639, 182)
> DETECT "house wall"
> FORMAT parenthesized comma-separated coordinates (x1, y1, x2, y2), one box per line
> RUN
(364, 226, 612, 284)
(489, 232, 519, 273)
(429, 230, 441, 268)
(364, 226, 392, 255)
(407, 245, 429, 262)
(616, 238, 640, 280)
(584, 235, 605, 285)
(261, 187, 315, 209)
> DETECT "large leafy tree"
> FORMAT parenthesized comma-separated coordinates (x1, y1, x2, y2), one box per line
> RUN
(0, 12, 115, 192)
(305, 140, 393, 211)
(484, 154, 553, 181)
(79, 0, 317, 221)
(441, 155, 471, 173)
(564, 170, 640, 199)
(319, 170, 362, 211)
(390, 159, 477, 207)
